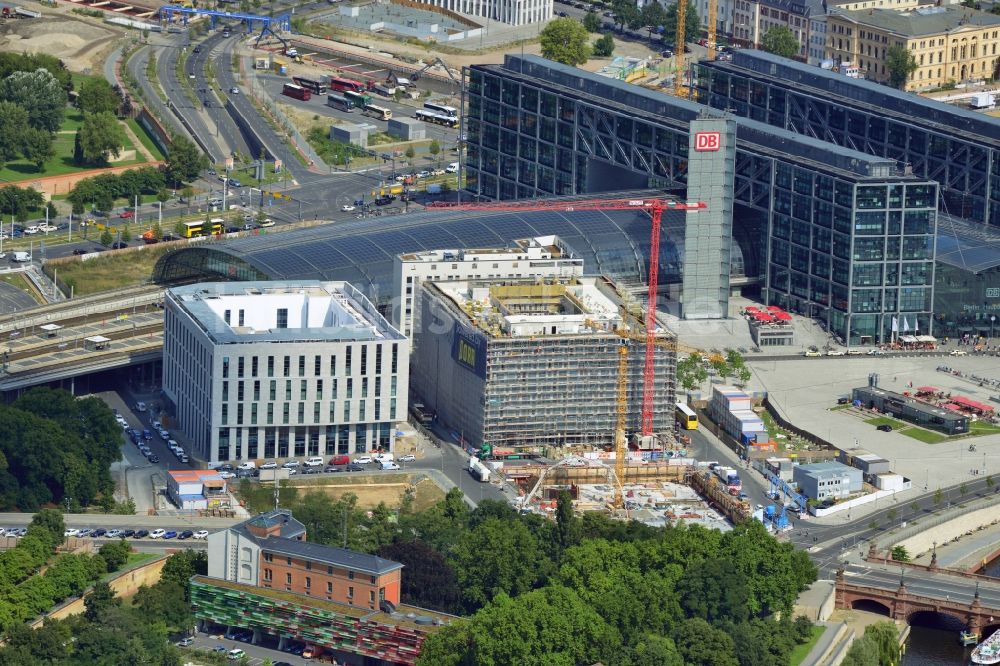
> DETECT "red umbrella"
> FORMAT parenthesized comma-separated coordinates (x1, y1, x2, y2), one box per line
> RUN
(766, 305, 783, 312)
(774, 312, 792, 321)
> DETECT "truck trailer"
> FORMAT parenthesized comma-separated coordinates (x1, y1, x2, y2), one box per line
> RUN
(468, 457, 490, 482)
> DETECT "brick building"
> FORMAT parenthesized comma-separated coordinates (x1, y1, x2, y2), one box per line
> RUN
(206, 509, 402, 609)
(198, 510, 449, 665)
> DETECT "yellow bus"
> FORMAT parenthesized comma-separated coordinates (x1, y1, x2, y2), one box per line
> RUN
(675, 402, 698, 430)
(182, 220, 224, 238)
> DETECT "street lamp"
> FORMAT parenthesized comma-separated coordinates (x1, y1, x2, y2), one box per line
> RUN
(992, 315, 996, 340)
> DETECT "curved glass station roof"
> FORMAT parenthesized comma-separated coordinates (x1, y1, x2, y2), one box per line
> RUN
(154, 204, 748, 306)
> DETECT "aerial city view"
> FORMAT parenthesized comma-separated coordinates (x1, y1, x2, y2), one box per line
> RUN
(1, 0, 1000, 663)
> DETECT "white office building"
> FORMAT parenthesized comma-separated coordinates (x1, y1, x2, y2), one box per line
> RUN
(392, 235, 584, 341)
(163, 281, 408, 464)
(416, 0, 552, 26)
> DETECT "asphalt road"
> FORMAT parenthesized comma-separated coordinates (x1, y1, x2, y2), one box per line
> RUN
(157, 33, 227, 162)
(188, 31, 251, 159)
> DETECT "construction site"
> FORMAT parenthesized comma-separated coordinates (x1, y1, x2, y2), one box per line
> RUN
(412, 275, 678, 451)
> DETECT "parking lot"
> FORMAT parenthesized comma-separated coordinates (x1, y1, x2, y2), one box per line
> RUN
(185, 626, 327, 665)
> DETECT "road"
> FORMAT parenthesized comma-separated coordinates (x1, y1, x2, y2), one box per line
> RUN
(188, 31, 251, 159)
(123, 44, 197, 147)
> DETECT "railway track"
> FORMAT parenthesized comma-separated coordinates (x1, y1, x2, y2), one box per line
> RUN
(0, 286, 164, 335)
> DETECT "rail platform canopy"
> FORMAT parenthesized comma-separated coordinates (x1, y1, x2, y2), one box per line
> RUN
(84, 335, 111, 351)
(39, 324, 62, 337)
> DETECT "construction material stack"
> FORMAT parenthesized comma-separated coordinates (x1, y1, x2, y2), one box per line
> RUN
(710, 385, 765, 445)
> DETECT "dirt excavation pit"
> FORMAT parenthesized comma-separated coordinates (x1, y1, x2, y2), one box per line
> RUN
(0, 15, 119, 71)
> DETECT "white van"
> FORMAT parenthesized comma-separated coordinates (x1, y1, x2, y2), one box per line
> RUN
(237, 461, 256, 470)
(304, 456, 324, 467)
(11, 251, 30, 262)
(380, 461, 400, 470)
(445, 162, 459, 173)
(374, 453, 394, 464)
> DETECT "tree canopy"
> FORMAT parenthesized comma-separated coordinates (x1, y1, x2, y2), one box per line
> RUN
(77, 111, 127, 165)
(76, 77, 121, 116)
(540, 17, 592, 66)
(663, 0, 700, 46)
(760, 26, 800, 59)
(0, 68, 67, 132)
(164, 135, 208, 185)
(886, 44, 918, 89)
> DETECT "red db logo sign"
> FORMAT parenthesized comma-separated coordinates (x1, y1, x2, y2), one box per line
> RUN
(694, 131, 721, 152)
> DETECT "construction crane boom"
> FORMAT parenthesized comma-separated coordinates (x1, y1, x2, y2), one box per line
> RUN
(429, 196, 705, 438)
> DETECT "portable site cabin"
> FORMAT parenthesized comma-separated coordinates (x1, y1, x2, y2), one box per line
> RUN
(84, 335, 111, 351)
(39, 324, 62, 339)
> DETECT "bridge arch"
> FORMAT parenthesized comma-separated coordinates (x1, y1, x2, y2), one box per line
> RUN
(851, 599, 891, 616)
(908, 609, 969, 631)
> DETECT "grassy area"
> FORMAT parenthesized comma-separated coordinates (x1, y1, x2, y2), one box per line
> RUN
(54, 244, 175, 296)
(61, 110, 86, 132)
(899, 427, 949, 444)
(970, 420, 1000, 436)
(0, 114, 144, 183)
(0, 273, 42, 304)
(124, 551, 157, 567)
(864, 415, 908, 429)
(127, 117, 167, 162)
(829, 403, 852, 411)
(790, 625, 825, 666)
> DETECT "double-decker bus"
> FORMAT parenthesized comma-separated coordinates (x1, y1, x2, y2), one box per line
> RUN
(326, 93, 354, 112)
(282, 83, 311, 101)
(675, 402, 699, 430)
(415, 109, 459, 128)
(327, 76, 366, 94)
(292, 76, 327, 95)
(424, 102, 458, 118)
(343, 90, 372, 108)
(363, 104, 392, 121)
(182, 219, 224, 238)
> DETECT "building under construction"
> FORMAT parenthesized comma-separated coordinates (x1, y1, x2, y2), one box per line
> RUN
(412, 275, 677, 451)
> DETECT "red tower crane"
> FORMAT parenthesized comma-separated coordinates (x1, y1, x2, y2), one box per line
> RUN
(427, 197, 707, 436)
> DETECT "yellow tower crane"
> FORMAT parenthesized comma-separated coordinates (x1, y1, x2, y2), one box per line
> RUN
(612, 327, 679, 509)
(673, 0, 687, 97)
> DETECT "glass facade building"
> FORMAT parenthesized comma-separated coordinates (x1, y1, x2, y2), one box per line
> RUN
(695, 49, 1000, 227)
(464, 55, 937, 344)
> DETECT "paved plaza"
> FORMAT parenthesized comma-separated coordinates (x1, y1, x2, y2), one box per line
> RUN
(745, 352, 1000, 494)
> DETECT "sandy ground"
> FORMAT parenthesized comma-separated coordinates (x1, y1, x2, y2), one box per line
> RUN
(0, 7, 123, 73)
(282, 475, 446, 511)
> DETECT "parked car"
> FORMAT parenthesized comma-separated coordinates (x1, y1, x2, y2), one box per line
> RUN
(282, 460, 301, 468)
(193, 530, 209, 539)
(876, 424, 893, 432)
(64, 528, 79, 537)
(324, 466, 341, 473)
(345, 463, 364, 472)
(122, 529, 136, 538)
(398, 454, 416, 462)
(260, 461, 277, 469)
(950, 349, 968, 356)
(119, 210, 134, 219)
(826, 349, 844, 356)
(72, 248, 89, 255)
(149, 529, 166, 539)
(92, 528, 107, 537)
(76, 528, 92, 537)
(178, 530, 194, 540)
(341, 204, 355, 212)
(134, 529, 149, 538)
(162, 531, 178, 539)
(177, 637, 194, 647)
(329, 455, 350, 466)
(228, 649, 246, 661)
(354, 456, 373, 464)
(106, 529, 123, 538)
(111, 241, 129, 249)
(230, 86, 240, 94)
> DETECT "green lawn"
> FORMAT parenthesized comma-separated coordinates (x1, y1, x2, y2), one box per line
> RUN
(899, 427, 950, 444)
(970, 420, 1000, 436)
(0, 112, 145, 183)
(790, 625, 826, 666)
(864, 415, 908, 429)
(61, 110, 86, 132)
(127, 117, 167, 162)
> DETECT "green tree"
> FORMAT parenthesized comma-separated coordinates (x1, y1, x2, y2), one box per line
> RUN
(761, 26, 800, 58)
(641, 1, 668, 39)
(417, 587, 618, 666)
(677, 557, 750, 624)
(934, 487, 944, 505)
(84, 581, 119, 622)
(593, 33, 616, 57)
(555, 490, 580, 554)
(151, 221, 163, 240)
(673, 617, 739, 666)
(429, 139, 441, 166)
(676, 352, 709, 391)
(841, 633, 880, 666)
(451, 517, 547, 613)
(21, 128, 54, 171)
(0, 68, 67, 132)
(890, 545, 910, 562)
(663, 0, 699, 46)
(634, 634, 684, 666)
(864, 621, 900, 665)
(100, 228, 113, 247)
(989, 474, 997, 489)
(583, 10, 602, 32)
(156, 188, 170, 204)
(540, 17, 592, 66)
(159, 549, 207, 600)
(961, 481, 968, 496)
(78, 112, 127, 165)
(611, 0, 640, 31)
(30, 508, 65, 546)
(120, 226, 131, 243)
(76, 77, 121, 116)
(886, 44, 918, 89)
(165, 135, 208, 185)
(404, 145, 416, 164)
(98, 539, 132, 572)
(377, 540, 462, 614)
(0, 101, 30, 169)
(134, 580, 193, 632)
(710, 353, 731, 379)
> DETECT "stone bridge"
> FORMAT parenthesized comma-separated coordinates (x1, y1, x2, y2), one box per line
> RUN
(835, 569, 1000, 639)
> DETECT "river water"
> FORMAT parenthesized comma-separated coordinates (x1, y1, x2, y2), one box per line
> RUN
(903, 625, 973, 665)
